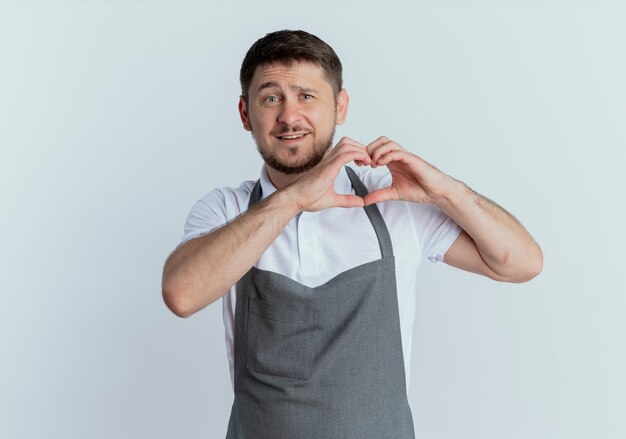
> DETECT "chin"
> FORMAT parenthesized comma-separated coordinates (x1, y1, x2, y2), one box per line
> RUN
(257, 135, 333, 175)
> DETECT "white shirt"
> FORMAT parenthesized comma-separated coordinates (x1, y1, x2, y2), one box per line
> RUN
(180, 164, 462, 392)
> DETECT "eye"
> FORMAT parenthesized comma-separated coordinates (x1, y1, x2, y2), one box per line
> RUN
(302, 94, 314, 100)
(264, 95, 279, 103)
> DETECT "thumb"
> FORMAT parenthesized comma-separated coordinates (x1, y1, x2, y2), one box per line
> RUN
(333, 194, 365, 208)
(363, 187, 398, 205)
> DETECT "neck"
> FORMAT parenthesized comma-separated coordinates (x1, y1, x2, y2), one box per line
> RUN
(265, 166, 304, 190)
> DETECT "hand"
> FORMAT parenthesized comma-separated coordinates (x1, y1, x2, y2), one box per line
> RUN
(361, 136, 453, 206)
(283, 137, 372, 212)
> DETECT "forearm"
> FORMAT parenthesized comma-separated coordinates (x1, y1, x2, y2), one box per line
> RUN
(162, 189, 301, 317)
(434, 178, 543, 278)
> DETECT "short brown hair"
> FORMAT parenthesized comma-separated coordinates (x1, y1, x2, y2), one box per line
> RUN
(240, 30, 343, 103)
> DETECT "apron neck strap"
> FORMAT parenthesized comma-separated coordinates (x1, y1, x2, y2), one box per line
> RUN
(344, 166, 394, 259)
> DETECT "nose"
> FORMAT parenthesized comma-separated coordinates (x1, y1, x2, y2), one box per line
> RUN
(277, 98, 301, 127)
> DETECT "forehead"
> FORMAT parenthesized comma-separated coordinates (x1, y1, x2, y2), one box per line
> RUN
(249, 61, 332, 94)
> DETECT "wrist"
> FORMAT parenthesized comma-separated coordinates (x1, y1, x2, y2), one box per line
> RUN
(274, 186, 304, 216)
(430, 176, 468, 209)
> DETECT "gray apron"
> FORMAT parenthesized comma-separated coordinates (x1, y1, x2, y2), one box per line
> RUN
(225, 166, 415, 439)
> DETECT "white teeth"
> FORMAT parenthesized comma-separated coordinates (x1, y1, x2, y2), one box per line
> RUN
(280, 134, 306, 140)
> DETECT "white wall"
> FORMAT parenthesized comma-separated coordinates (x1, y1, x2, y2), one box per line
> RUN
(2, 1, 624, 438)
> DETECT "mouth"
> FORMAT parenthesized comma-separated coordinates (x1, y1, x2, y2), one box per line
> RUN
(275, 132, 310, 143)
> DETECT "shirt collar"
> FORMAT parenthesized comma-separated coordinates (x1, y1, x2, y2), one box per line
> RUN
(258, 164, 354, 201)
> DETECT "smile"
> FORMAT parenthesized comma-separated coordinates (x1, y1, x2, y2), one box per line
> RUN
(276, 133, 309, 142)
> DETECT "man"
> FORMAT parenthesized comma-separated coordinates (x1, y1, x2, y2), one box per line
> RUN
(162, 30, 542, 439)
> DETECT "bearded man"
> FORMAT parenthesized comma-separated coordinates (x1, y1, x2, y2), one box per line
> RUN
(162, 29, 543, 439)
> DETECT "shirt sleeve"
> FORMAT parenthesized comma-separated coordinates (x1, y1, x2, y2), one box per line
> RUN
(178, 188, 229, 249)
(410, 202, 462, 263)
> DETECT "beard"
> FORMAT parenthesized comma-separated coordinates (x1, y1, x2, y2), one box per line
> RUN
(254, 125, 336, 175)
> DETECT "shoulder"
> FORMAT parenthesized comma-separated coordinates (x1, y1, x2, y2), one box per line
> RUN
(179, 178, 257, 247)
(194, 179, 257, 215)
(184, 178, 256, 227)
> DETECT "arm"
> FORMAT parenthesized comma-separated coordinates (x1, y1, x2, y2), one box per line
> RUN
(162, 190, 300, 318)
(162, 138, 371, 318)
(434, 182, 543, 282)
(362, 136, 543, 283)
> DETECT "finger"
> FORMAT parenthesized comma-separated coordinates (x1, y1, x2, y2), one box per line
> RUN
(334, 136, 367, 149)
(363, 187, 398, 205)
(332, 142, 370, 158)
(370, 142, 402, 167)
(332, 193, 365, 208)
(376, 150, 412, 167)
(326, 149, 372, 176)
(331, 139, 369, 162)
(365, 136, 393, 157)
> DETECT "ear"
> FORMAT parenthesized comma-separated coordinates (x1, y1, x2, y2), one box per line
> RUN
(335, 89, 349, 125)
(238, 96, 251, 131)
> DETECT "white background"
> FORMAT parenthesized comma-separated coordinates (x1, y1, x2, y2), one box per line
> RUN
(2, 1, 625, 438)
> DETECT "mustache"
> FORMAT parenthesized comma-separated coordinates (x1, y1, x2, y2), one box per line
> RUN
(275, 125, 309, 134)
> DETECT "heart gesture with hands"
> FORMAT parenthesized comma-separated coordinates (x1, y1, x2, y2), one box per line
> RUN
(357, 136, 453, 206)
(284, 135, 452, 213)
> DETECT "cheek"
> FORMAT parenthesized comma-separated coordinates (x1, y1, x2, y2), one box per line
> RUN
(250, 113, 272, 133)
(310, 108, 334, 129)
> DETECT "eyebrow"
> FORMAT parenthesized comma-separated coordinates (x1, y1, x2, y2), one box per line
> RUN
(256, 81, 320, 95)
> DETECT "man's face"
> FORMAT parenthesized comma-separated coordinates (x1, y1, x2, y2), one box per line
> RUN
(239, 61, 348, 175)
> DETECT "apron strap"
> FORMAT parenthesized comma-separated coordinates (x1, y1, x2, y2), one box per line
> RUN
(247, 166, 394, 259)
(248, 179, 262, 210)
(344, 166, 394, 259)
